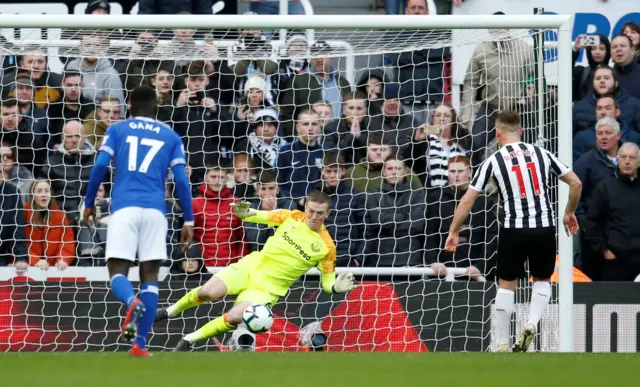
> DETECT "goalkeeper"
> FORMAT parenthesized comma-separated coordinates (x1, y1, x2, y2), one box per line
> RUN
(155, 190, 357, 350)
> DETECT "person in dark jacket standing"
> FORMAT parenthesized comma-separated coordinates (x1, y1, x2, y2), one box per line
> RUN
(320, 151, 365, 267)
(425, 156, 498, 280)
(585, 142, 640, 281)
(276, 108, 324, 207)
(572, 66, 640, 134)
(0, 179, 28, 268)
(363, 155, 426, 267)
(612, 34, 640, 99)
(245, 171, 296, 253)
(573, 95, 640, 162)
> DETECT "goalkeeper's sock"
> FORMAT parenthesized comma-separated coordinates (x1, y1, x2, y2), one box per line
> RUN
(184, 314, 235, 344)
(166, 286, 204, 318)
(527, 281, 551, 326)
(110, 274, 136, 307)
(494, 288, 515, 346)
(134, 282, 159, 350)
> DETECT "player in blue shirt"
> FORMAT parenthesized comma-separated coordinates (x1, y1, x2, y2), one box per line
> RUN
(82, 86, 194, 357)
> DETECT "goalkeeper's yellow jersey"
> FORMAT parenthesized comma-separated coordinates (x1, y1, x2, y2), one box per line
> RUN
(242, 209, 337, 296)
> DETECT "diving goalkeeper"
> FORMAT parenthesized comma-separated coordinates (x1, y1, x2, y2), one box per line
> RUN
(155, 190, 357, 351)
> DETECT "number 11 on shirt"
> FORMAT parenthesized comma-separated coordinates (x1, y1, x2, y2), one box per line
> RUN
(512, 162, 541, 198)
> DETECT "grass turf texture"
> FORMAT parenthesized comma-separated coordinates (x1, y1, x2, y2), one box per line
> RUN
(1, 352, 637, 387)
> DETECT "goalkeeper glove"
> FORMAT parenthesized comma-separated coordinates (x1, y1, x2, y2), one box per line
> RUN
(230, 201, 257, 219)
(332, 272, 356, 293)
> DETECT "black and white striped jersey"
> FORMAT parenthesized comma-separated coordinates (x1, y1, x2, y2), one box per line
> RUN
(469, 142, 570, 228)
(426, 133, 466, 187)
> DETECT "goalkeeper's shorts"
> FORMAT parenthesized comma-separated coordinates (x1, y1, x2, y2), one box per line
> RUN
(215, 253, 279, 307)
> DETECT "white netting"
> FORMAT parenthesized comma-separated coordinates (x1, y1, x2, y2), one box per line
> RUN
(0, 18, 563, 352)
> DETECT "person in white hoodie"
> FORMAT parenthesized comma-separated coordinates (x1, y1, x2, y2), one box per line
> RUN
(65, 31, 126, 114)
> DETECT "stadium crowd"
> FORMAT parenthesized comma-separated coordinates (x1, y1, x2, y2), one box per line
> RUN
(0, 0, 639, 282)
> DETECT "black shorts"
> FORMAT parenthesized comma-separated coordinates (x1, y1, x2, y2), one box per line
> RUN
(496, 227, 557, 281)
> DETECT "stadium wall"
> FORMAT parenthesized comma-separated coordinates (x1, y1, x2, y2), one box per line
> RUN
(1, 280, 639, 352)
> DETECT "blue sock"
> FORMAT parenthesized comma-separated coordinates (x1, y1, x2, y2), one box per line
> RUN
(134, 282, 159, 349)
(110, 274, 136, 307)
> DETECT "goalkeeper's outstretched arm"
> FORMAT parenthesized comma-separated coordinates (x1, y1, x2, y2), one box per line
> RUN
(231, 202, 297, 227)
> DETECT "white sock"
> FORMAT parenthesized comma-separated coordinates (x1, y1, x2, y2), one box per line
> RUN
(527, 281, 551, 326)
(494, 288, 515, 346)
(166, 305, 178, 318)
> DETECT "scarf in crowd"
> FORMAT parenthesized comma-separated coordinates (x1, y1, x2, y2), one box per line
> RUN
(247, 132, 285, 167)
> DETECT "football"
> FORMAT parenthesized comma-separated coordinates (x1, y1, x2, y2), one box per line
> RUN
(242, 304, 274, 334)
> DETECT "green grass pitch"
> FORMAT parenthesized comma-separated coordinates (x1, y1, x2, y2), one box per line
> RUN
(1, 352, 637, 387)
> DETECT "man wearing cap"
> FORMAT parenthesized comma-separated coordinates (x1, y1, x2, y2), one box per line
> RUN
(138, 0, 213, 15)
(85, 0, 110, 14)
(236, 107, 287, 175)
(10, 73, 48, 140)
(377, 82, 418, 154)
(280, 40, 351, 141)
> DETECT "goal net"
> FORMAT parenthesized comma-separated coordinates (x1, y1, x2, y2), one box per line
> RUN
(0, 14, 572, 352)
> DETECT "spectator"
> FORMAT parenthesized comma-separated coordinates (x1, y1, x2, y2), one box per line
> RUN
(24, 179, 75, 270)
(280, 40, 351, 140)
(77, 182, 110, 265)
(377, 83, 417, 153)
(44, 120, 97, 224)
(1, 45, 62, 109)
(230, 153, 257, 200)
(169, 245, 212, 282)
(250, 0, 302, 17)
(356, 69, 387, 117)
(319, 151, 365, 267)
(323, 91, 378, 166)
(346, 132, 422, 193)
(388, 0, 447, 125)
(611, 34, 640, 99)
(48, 71, 96, 144)
(363, 155, 426, 267)
(244, 170, 296, 253)
(85, 0, 110, 14)
(312, 100, 333, 131)
(276, 107, 324, 207)
(236, 108, 285, 174)
(173, 61, 234, 185)
(585, 142, 640, 281)
(11, 73, 48, 138)
(425, 156, 498, 280)
(65, 31, 126, 111)
(622, 22, 640, 63)
(138, 0, 213, 15)
(405, 103, 468, 186)
(274, 36, 309, 105)
(233, 75, 272, 137)
(150, 62, 176, 123)
(0, 99, 45, 174)
(0, 141, 34, 203)
(572, 34, 611, 102)
(116, 32, 161, 94)
(228, 22, 278, 106)
(574, 117, 622, 280)
(573, 95, 640, 162)
(460, 13, 533, 159)
(0, 177, 28, 268)
(193, 165, 247, 267)
(164, 179, 185, 261)
(573, 65, 640, 133)
(83, 95, 121, 150)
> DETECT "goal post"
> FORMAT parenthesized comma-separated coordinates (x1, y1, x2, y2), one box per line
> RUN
(0, 13, 574, 352)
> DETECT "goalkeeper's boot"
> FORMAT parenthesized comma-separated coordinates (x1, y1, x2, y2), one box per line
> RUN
(512, 324, 536, 353)
(155, 307, 169, 323)
(129, 342, 153, 358)
(121, 298, 146, 343)
(173, 338, 193, 352)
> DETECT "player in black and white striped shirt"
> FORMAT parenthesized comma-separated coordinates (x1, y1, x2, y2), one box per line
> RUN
(444, 110, 582, 352)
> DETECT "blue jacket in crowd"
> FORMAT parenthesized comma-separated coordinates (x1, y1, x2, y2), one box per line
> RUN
(572, 89, 640, 133)
(574, 146, 618, 225)
(275, 140, 324, 201)
(615, 61, 640, 100)
(320, 183, 366, 266)
(573, 124, 640, 163)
